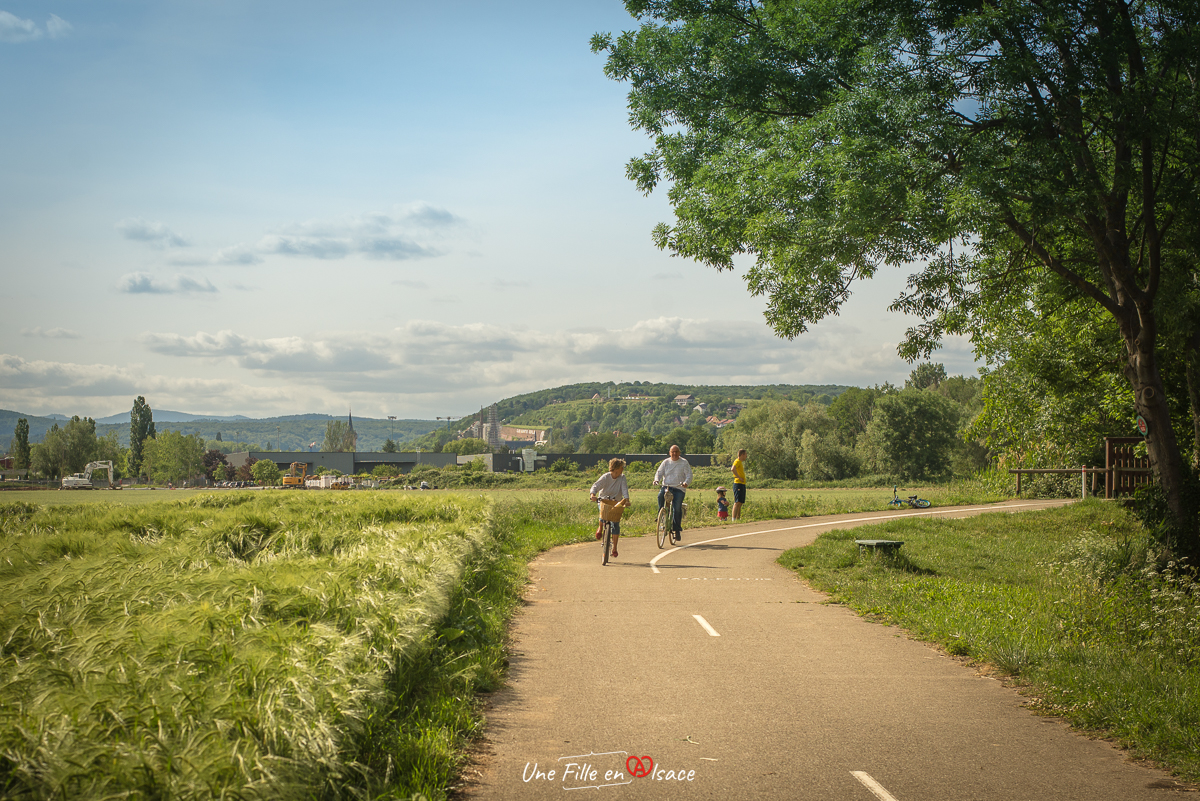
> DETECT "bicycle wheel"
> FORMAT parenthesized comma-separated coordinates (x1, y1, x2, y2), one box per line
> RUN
(656, 506, 669, 549)
(913, 498, 931, 509)
(602, 521, 611, 565)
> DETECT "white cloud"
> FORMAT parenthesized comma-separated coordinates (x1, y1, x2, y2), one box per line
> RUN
(117, 218, 189, 248)
(137, 316, 935, 401)
(0, 354, 293, 417)
(21, 326, 82, 339)
(118, 273, 218, 294)
(3, 317, 975, 419)
(46, 14, 71, 39)
(0, 12, 70, 43)
(210, 204, 459, 265)
(0, 11, 40, 42)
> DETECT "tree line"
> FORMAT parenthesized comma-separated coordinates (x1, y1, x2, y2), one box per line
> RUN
(594, 0, 1199, 555)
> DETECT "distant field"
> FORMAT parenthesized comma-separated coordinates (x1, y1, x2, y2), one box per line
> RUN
(0, 484, 1006, 522)
(0, 487, 232, 506)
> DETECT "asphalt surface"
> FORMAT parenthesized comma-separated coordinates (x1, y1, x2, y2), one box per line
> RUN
(462, 500, 1187, 799)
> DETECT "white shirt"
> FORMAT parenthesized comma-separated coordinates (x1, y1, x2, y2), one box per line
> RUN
(590, 472, 630, 501)
(654, 456, 692, 489)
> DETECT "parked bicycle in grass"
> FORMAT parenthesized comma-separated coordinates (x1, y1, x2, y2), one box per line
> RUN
(590, 458, 630, 563)
(888, 486, 931, 509)
(654, 445, 692, 546)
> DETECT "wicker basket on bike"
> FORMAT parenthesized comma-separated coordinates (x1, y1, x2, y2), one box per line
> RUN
(598, 498, 627, 522)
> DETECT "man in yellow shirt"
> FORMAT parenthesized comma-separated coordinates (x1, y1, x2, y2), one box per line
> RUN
(730, 448, 748, 522)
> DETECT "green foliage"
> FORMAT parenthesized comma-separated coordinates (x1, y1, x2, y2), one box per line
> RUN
(28, 416, 111, 480)
(141, 430, 206, 484)
(596, 0, 1200, 552)
(1131, 465, 1200, 557)
(129, 396, 156, 476)
(250, 459, 282, 485)
(549, 458, 579, 473)
(970, 303, 1135, 469)
(578, 430, 632, 453)
(381, 437, 398, 453)
(322, 420, 357, 453)
(12, 417, 30, 469)
(906, 363, 947, 391)
(861, 389, 960, 481)
(442, 437, 490, 455)
(720, 399, 857, 480)
(828, 387, 883, 447)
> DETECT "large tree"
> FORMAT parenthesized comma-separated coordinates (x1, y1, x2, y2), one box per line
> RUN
(322, 421, 356, 453)
(141, 430, 205, 484)
(129, 396, 156, 477)
(595, 0, 1200, 551)
(12, 418, 30, 470)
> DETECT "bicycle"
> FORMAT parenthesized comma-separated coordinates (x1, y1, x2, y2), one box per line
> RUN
(889, 486, 931, 509)
(600, 518, 614, 565)
(598, 499, 625, 565)
(655, 484, 687, 548)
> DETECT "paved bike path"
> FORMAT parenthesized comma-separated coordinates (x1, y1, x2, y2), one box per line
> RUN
(462, 501, 1185, 799)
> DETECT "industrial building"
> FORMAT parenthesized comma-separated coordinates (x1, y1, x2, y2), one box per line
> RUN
(226, 451, 456, 475)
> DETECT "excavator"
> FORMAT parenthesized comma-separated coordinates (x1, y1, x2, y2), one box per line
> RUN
(282, 462, 308, 489)
(61, 461, 118, 489)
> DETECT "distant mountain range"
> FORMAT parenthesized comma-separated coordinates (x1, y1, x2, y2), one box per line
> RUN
(92, 410, 257, 425)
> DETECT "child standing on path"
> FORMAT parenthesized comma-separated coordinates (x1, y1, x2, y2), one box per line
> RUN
(716, 487, 729, 521)
(731, 449, 749, 522)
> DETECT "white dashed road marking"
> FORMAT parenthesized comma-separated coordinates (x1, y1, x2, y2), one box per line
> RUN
(692, 614, 720, 637)
(851, 771, 901, 801)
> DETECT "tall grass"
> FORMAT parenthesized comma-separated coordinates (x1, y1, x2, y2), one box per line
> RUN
(0, 494, 493, 800)
(779, 500, 1200, 780)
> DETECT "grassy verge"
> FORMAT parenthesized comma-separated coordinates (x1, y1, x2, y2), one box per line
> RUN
(779, 499, 1200, 781)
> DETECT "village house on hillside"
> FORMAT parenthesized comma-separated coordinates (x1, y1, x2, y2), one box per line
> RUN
(674, 394, 695, 406)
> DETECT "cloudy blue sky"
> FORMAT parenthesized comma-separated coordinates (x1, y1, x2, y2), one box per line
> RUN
(1, 1, 976, 421)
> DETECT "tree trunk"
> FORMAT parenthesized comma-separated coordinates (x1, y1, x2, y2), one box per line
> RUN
(1123, 314, 1194, 556)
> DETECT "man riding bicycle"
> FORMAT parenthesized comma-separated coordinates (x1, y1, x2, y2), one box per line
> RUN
(653, 445, 692, 543)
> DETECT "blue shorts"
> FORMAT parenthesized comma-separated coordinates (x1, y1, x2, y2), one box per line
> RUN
(733, 483, 747, 504)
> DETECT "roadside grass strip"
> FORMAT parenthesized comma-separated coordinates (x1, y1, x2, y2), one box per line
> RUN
(780, 500, 1200, 782)
(0, 493, 504, 800)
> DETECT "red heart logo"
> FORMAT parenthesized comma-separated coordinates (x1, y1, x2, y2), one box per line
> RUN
(626, 755, 654, 778)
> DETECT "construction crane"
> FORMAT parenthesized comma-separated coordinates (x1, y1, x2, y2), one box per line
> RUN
(61, 461, 117, 489)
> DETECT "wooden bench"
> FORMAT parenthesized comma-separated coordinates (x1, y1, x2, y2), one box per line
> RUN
(855, 539, 904, 556)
